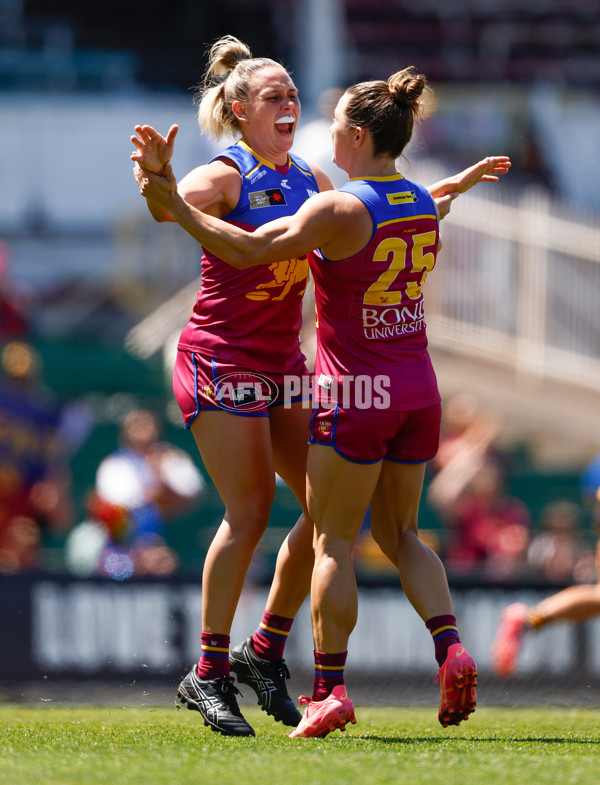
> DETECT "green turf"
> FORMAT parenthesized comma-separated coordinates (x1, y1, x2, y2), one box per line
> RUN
(1, 705, 599, 785)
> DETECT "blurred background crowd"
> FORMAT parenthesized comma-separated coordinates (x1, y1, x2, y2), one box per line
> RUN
(1, 0, 600, 592)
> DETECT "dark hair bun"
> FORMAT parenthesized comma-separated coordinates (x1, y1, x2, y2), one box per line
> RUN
(387, 66, 427, 108)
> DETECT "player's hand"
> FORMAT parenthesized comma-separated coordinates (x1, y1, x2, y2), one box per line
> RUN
(130, 124, 179, 174)
(133, 161, 179, 207)
(435, 192, 459, 220)
(453, 156, 511, 193)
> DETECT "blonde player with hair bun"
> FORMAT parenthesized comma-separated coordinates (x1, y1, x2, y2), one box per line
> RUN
(132, 34, 332, 738)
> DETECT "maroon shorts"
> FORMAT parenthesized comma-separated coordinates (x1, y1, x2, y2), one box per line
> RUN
(309, 402, 442, 464)
(173, 349, 309, 427)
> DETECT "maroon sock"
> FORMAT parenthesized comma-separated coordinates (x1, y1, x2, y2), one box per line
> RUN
(196, 632, 230, 679)
(251, 611, 294, 661)
(312, 650, 347, 701)
(426, 614, 461, 667)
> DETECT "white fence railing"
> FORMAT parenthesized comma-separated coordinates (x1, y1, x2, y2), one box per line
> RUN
(427, 187, 600, 391)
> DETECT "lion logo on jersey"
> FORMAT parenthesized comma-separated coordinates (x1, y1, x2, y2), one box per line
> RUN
(245, 256, 309, 302)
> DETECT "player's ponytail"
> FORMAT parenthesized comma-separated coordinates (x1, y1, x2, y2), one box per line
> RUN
(204, 35, 253, 83)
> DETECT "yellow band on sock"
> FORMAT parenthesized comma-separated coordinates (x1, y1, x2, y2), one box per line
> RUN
(259, 622, 289, 636)
(431, 625, 458, 637)
(315, 663, 346, 672)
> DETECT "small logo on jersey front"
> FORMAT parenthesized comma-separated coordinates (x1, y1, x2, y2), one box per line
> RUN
(249, 188, 287, 208)
(387, 191, 417, 205)
(250, 169, 267, 184)
(280, 179, 291, 190)
(306, 189, 318, 198)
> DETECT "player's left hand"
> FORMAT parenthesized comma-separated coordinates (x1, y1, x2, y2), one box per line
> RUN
(134, 161, 178, 207)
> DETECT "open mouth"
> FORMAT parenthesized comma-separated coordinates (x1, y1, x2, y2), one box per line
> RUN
(275, 115, 295, 135)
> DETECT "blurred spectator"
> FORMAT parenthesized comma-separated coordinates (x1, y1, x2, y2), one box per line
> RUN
(527, 500, 596, 584)
(427, 393, 503, 511)
(439, 459, 531, 581)
(66, 408, 205, 580)
(0, 341, 75, 572)
(0, 240, 30, 340)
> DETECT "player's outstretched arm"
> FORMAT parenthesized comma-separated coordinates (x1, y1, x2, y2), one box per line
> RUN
(428, 156, 511, 199)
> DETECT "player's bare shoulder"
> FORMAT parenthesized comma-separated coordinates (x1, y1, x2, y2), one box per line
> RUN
(179, 158, 242, 215)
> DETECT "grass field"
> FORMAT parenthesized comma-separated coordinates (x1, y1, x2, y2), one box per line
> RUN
(1, 704, 600, 785)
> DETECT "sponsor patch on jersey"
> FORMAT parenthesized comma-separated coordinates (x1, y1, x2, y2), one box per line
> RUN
(387, 190, 417, 205)
(249, 188, 287, 208)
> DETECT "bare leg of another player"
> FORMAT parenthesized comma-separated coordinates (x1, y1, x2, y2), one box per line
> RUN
(491, 551, 600, 679)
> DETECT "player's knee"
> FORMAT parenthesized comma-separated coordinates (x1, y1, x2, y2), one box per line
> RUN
(372, 519, 418, 556)
(224, 500, 273, 541)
